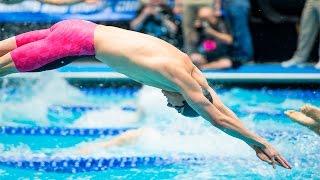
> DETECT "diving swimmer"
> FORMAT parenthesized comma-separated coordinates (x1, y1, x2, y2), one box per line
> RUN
(285, 104, 320, 136)
(0, 19, 291, 169)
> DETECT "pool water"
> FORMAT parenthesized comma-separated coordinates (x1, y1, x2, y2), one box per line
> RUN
(0, 74, 319, 179)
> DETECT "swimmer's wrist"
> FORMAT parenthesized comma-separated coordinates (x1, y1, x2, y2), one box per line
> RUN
(243, 133, 269, 148)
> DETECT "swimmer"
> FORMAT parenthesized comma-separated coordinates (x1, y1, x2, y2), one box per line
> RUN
(0, 19, 291, 169)
(75, 128, 155, 155)
(285, 104, 320, 136)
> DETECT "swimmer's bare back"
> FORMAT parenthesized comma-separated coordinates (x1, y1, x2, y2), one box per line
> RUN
(0, 20, 291, 169)
(94, 25, 194, 92)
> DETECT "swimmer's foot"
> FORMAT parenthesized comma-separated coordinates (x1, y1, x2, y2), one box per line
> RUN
(315, 61, 320, 69)
(281, 57, 306, 68)
(300, 104, 320, 122)
(285, 110, 320, 135)
(285, 110, 317, 126)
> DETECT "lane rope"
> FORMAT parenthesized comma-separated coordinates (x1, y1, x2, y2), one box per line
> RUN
(0, 156, 206, 173)
(0, 126, 134, 136)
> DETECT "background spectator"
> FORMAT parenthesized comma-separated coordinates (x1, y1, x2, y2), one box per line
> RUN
(191, 6, 233, 70)
(130, 0, 181, 48)
(173, 0, 183, 16)
(282, 0, 320, 69)
(182, 0, 214, 54)
(172, 0, 184, 49)
(221, 0, 253, 64)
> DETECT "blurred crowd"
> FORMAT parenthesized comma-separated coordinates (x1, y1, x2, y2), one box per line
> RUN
(282, 0, 320, 69)
(130, 0, 253, 70)
(0, 0, 319, 69)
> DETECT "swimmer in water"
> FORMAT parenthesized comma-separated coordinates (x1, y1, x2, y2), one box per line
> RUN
(285, 104, 320, 136)
(74, 128, 156, 155)
(0, 19, 290, 169)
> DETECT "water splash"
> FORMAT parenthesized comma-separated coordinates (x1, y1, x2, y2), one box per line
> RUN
(0, 72, 84, 126)
(70, 107, 141, 128)
(0, 77, 319, 178)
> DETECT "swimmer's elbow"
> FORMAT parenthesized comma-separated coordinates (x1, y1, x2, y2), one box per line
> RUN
(213, 115, 228, 127)
(212, 115, 238, 130)
(189, 92, 212, 107)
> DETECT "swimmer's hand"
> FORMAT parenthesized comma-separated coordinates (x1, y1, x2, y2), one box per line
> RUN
(84, 0, 100, 4)
(251, 144, 291, 169)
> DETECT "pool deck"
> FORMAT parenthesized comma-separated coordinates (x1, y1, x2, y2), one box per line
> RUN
(9, 63, 320, 84)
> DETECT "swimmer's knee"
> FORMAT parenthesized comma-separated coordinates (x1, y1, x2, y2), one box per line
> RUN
(0, 37, 15, 46)
(0, 62, 18, 77)
(0, 53, 14, 67)
(0, 38, 17, 56)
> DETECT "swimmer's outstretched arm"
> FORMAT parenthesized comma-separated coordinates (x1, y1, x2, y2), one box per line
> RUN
(171, 67, 291, 169)
(100, 128, 145, 148)
(77, 128, 145, 155)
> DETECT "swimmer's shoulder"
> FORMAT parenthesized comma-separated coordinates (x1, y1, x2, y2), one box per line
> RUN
(161, 54, 195, 76)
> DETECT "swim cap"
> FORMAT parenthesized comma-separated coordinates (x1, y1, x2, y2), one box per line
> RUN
(181, 92, 213, 117)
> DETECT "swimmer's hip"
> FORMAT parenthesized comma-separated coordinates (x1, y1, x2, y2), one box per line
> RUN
(11, 19, 98, 72)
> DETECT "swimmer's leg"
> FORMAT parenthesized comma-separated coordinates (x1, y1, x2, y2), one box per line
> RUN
(10, 37, 77, 72)
(300, 104, 320, 122)
(30, 56, 90, 72)
(0, 29, 50, 57)
(9, 20, 96, 72)
(0, 47, 81, 76)
(285, 110, 320, 135)
(0, 53, 18, 76)
(0, 29, 51, 75)
(15, 29, 50, 47)
(0, 38, 16, 57)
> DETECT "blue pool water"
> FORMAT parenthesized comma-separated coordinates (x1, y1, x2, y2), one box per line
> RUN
(0, 74, 319, 179)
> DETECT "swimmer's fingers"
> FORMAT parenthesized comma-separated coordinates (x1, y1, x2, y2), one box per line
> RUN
(274, 154, 292, 169)
(253, 146, 291, 169)
(284, 110, 317, 127)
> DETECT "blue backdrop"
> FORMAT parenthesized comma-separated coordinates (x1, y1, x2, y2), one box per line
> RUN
(0, 0, 141, 22)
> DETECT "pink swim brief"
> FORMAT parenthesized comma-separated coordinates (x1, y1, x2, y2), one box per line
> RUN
(11, 19, 97, 72)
